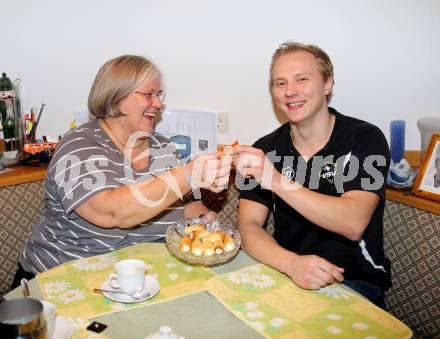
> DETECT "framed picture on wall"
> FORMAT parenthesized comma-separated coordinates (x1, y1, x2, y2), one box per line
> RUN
(412, 134, 440, 201)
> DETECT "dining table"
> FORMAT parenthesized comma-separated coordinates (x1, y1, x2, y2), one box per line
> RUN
(5, 242, 413, 339)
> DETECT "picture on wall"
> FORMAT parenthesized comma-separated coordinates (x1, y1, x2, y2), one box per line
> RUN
(154, 109, 217, 162)
(412, 134, 440, 201)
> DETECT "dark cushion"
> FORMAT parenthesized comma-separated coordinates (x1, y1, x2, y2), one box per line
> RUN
(0, 181, 44, 295)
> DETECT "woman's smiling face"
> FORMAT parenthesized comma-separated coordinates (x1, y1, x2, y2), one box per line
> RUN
(118, 76, 164, 135)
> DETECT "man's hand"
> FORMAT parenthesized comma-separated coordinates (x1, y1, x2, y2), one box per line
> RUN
(284, 254, 345, 290)
(233, 146, 278, 189)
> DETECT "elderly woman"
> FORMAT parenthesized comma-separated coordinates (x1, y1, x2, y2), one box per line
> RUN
(13, 55, 231, 285)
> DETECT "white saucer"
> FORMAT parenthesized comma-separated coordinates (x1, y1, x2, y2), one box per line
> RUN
(51, 316, 75, 339)
(100, 275, 160, 303)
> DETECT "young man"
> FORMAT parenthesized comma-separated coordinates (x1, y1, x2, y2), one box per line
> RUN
(234, 42, 391, 307)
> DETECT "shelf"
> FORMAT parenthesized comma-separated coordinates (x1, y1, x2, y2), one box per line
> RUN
(385, 150, 438, 214)
(0, 164, 47, 187)
(385, 188, 439, 215)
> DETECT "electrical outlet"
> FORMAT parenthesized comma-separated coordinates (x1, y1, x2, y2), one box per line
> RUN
(217, 112, 229, 133)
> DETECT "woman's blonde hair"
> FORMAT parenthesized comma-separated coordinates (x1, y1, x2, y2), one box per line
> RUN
(88, 55, 160, 119)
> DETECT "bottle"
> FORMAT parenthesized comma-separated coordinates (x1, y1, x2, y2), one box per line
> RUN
(0, 73, 13, 89)
(25, 114, 32, 141)
(0, 73, 14, 123)
(31, 107, 36, 124)
(0, 118, 3, 155)
(3, 104, 16, 151)
(0, 73, 14, 155)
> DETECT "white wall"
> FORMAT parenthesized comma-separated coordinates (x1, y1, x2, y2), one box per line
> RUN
(2, 0, 439, 149)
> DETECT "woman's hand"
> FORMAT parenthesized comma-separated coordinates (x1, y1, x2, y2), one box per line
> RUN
(183, 201, 218, 223)
(190, 152, 232, 193)
(200, 211, 218, 224)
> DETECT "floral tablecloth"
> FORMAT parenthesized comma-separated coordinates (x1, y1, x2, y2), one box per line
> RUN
(35, 244, 412, 338)
(205, 264, 412, 339)
(36, 243, 216, 319)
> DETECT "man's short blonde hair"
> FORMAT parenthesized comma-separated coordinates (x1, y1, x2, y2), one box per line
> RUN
(270, 41, 334, 85)
(88, 55, 160, 119)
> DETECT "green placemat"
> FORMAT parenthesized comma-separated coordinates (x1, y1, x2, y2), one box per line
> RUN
(37, 243, 216, 319)
(206, 264, 413, 339)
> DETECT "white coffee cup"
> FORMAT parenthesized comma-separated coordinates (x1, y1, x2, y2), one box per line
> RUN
(41, 300, 56, 338)
(108, 259, 148, 294)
